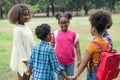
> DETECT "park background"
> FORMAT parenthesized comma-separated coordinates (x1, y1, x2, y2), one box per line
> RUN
(0, 0, 120, 80)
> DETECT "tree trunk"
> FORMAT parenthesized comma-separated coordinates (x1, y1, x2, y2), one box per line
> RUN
(62, 8, 65, 13)
(51, 3, 54, 16)
(0, 4, 3, 19)
(84, 5, 88, 15)
(76, 8, 79, 16)
(110, 0, 115, 12)
(46, 7, 49, 17)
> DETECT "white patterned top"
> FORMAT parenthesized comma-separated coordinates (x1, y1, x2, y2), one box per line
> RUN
(10, 24, 35, 76)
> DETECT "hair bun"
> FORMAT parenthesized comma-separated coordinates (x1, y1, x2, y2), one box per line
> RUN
(65, 13, 72, 20)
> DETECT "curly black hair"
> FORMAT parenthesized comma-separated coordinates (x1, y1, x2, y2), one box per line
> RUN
(35, 24, 51, 40)
(89, 9, 112, 34)
(55, 13, 72, 23)
(8, 4, 31, 24)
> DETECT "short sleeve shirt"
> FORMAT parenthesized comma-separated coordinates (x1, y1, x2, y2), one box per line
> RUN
(51, 30, 79, 65)
(85, 38, 108, 67)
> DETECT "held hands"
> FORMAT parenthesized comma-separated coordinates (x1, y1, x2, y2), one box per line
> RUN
(69, 76, 77, 80)
(25, 67, 32, 76)
(23, 61, 28, 66)
(65, 77, 72, 80)
(65, 76, 72, 80)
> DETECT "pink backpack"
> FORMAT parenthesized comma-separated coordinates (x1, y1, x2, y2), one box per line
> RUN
(92, 41, 120, 80)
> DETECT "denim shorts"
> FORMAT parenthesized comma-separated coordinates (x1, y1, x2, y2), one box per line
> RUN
(57, 62, 74, 80)
(86, 67, 98, 80)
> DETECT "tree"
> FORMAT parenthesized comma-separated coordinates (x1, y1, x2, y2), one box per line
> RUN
(106, 0, 120, 12)
(94, 0, 105, 9)
(67, 0, 82, 16)
(1, 0, 120, 18)
(82, 0, 96, 15)
(0, 2, 3, 19)
(115, 0, 120, 10)
(27, 4, 39, 17)
(0, 0, 27, 19)
(0, 0, 13, 19)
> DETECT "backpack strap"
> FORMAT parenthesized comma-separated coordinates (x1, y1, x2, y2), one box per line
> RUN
(89, 41, 110, 76)
(92, 41, 110, 52)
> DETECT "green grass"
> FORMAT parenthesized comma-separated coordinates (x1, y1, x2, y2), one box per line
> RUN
(0, 15, 120, 80)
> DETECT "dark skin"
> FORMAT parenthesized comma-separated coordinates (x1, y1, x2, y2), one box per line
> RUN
(17, 9, 30, 80)
(18, 10, 30, 25)
(26, 33, 72, 80)
(70, 27, 104, 80)
(51, 17, 81, 67)
(18, 10, 30, 66)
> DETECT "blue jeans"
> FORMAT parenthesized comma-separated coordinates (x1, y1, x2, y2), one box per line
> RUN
(57, 62, 74, 80)
(87, 67, 98, 80)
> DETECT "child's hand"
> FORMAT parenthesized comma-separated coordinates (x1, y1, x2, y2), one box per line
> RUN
(65, 76, 73, 80)
(24, 71, 31, 76)
(23, 61, 28, 66)
(25, 67, 32, 76)
(69, 76, 77, 80)
(77, 60, 81, 68)
(66, 77, 72, 80)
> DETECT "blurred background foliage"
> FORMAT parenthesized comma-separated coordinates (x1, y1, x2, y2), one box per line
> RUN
(0, 0, 120, 18)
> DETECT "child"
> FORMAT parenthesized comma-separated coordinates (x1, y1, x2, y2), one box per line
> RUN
(51, 13, 81, 80)
(103, 17, 113, 50)
(8, 4, 35, 80)
(26, 24, 71, 80)
(70, 9, 111, 80)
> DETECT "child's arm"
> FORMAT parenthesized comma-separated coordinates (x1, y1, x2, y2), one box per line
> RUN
(73, 51, 91, 79)
(26, 47, 35, 74)
(23, 61, 28, 66)
(24, 54, 34, 76)
(51, 33, 55, 48)
(51, 42, 55, 48)
(25, 67, 32, 76)
(60, 70, 71, 80)
(75, 42, 81, 67)
(49, 48, 71, 80)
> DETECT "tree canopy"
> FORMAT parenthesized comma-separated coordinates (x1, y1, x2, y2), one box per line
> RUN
(0, 0, 120, 19)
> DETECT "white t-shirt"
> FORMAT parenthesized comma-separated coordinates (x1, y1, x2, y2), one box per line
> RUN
(10, 24, 34, 76)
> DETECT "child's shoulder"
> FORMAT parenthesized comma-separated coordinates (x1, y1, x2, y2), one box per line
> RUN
(48, 44, 54, 50)
(68, 30, 77, 34)
(85, 41, 99, 55)
(14, 24, 25, 30)
(41, 42, 54, 50)
(54, 30, 76, 33)
(33, 44, 40, 49)
(86, 42, 96, 48)
(14, 26, 24, 33)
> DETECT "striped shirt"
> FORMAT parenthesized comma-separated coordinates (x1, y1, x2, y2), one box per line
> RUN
(28, 41, 64, 80)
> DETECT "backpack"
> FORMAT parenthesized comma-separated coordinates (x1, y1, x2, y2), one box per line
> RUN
(92, 41, 120, 80)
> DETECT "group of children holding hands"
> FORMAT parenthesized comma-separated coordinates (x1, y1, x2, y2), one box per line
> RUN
(8, 4, 113, 80)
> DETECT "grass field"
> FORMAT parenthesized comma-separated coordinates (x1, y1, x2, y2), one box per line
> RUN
(0, 15, 120, 80)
